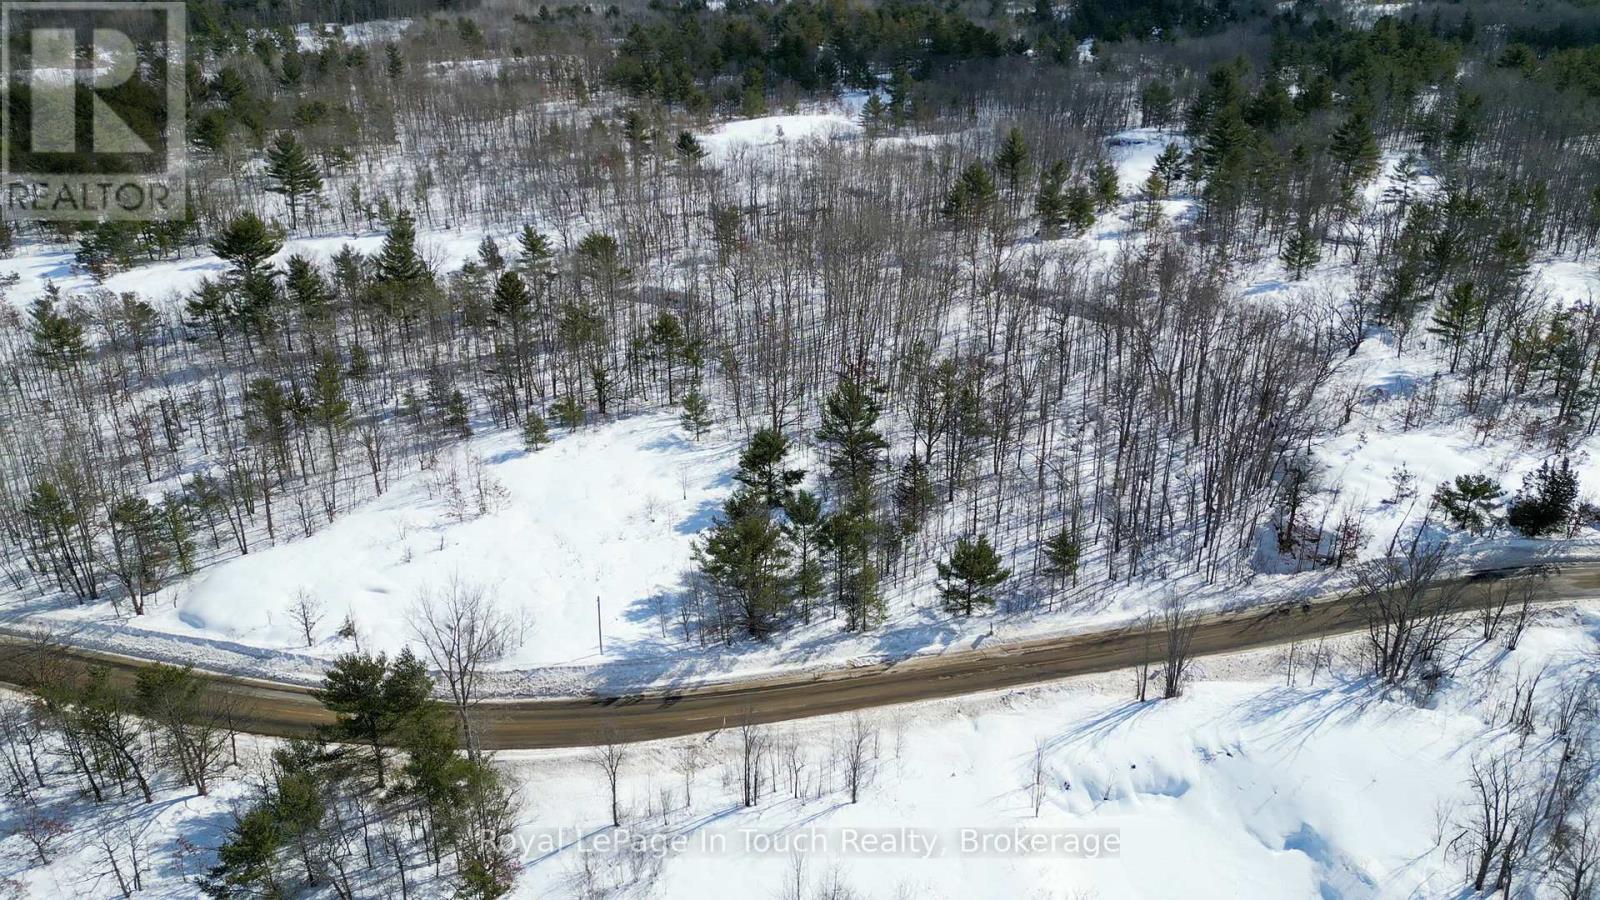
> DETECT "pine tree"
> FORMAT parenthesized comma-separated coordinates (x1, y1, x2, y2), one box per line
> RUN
(106, 495, 174, 616)
(680, 388, 713, 439)
(1139, 80, 1175, 127)
(1427, 281, 1484, 372)
(1041, 527, 1081, 588)
(694, 489, 793, 639)
(442, 390, 472, 438)
(200, 804, 284, 897)
(1432, 474, 1503, 534)
(522, 411, 550, 450)
(283, 255, 333, 326)
(994, 126, 1030, 196)
(263, 132, 322, 230)
(374, 209, 429, 286)
(827, 486, 883, 632)
(860, 94, 887, 135)
(893, 456, 936, 538)
(27, 292, 86, 369)
(1035, 160, 1069, 238)
(312, 648, 434, 788)
(490, 271, 531, 327)
(517, 225, 555, 279)
(210, 213, 284, 278)
(784, 490, 826, 622)
(1280, 224, 1321, 280)
(937, 534, 1011, 616)
(887, 66, 913, 126)
(944, 162, 997, 225)
(1152, 142, 1186, 186)
(384, 43, 405, 80)
(1330, 111, 1380, 185)
(477, 235, 505, 273)
(1507, 458, 1579, 537)
(674, 130, 707, 164)
(817, 377, 888, 491)
(551, 395, 585, 429)
(1091, 159, 1120, 211)
(735, 427, 804, 508)
(1065, 184, 1097, 235)
(309, 351, 351, 459)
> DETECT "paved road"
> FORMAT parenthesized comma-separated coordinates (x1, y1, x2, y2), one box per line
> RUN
(1, 564, 1593, 749)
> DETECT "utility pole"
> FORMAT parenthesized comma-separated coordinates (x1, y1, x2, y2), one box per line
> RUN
(596, 594, 603, 655)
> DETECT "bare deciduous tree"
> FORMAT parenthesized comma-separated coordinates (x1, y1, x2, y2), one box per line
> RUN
(289, 588, 323, 648)
(1354, 538, 1467, 686)
(838, 713, 877, 805)
(1161, 594, 1199, 700)
(586, 733, 628, 827)
(409, 573, 523, 759)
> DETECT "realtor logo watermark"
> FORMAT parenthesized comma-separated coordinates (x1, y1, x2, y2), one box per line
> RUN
(508, 825, 1122, 861)
(1, 1, 185, 220)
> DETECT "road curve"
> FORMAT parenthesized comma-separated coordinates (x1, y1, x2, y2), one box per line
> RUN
(1, 564, 1594, 749)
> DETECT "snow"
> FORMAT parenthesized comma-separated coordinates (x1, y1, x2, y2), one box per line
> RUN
(154, 415, 737, 669)
(1104, 127, 1185, 190)
(696, 107, 862, 162)
(293, 19, 412, 51)
(494, 604, 1600, 898)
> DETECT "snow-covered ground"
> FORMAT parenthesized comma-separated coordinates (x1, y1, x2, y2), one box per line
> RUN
(8, 602, 1596, 898)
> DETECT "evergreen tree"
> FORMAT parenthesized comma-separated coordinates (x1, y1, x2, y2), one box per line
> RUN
(312, 648, 434, 788)
(442, 390, 472, 438)
(887, 66, 913, 126)
(680, 388, 713, 439)
(210, 212, 284, 278)
(735, 427, 805, 508)
(384, 43, 405, 79)
(1035, 160, 1069, 238)
(944, 161, 997, 225)
(826, 486, 883, 632)
(1139, 80, 1175, 127)
(937, 534, 1011, 616)
(893, 456, 936, 538)
(1432, 474, 1503, 534)
(1427, 281, 1484, 372)
(1152, 142, 1185, 186)
(783, 489, 826, 622)
(817, 377, 888, 491)
(517, 225, 555, 279)
(1041, 527, 1081, 588)
(263, 132, 322, 230)
(551, 395, 585, 430)
(674, 130, 707, 164)
(106, 495, 175, 616)
(491, 270, 531, 327)
(1091, 159, 1120, 211)
(994, 126, 1030, 197)
(522, 411, 550, 450)
(694, 489, 793, 639)
(374, 209, 430, 286)
(1280, 224, 1321, 280)
(200, 805, 283, 897)
(1064, 184, 1097, 235)
(283, 255, 333, 327)
(1506, 458, 1579, 537)
(27, 292, 87, 369)
(860, 93, 887, 134)
(1330, 111, 1381, 184)
(477, 235, 506, 273)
